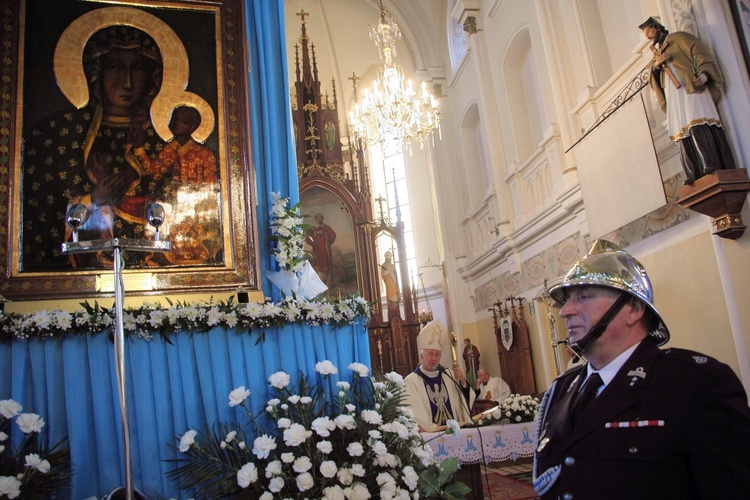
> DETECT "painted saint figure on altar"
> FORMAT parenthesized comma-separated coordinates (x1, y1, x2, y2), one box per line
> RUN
(306, 213, 337, 285)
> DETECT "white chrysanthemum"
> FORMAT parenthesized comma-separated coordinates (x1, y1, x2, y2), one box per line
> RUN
(368, 429, 382, 440)
(380, 421, 410, 439)
(311, 416, 336, 437)
(337, 467, 354, 486)
(228, 386, 250, 407)
(225, 430, 237, 443)
(293, 456, 313, 473)
(0, 476, 22, 499)
(0, 400, 22, 419)
(252, 434, 277, 459)
(16, 413, 45, 434)
(317, 440, 333, 454)
(0, 432, 7, 442)
(385, 371, 404, 387)
(361, 409, 383, 425)
(371, 440, 387, 456)
(178, 429, 197, 452)
(296, 472, 314, 492)
(344, 482, 371, 500)
(334, 414, 356, 430)
(259, 493, 273, 500)
(348, 362, 369, 377)
(265, 460, 282, 478)
(277, 418, 292, 429)
(347, 442, 364, 457)
(300, 396, 312, 404)
(379, 452, 398, 467)
(320, 460, 338, 478)
(281, 452, 295, 463)
(24, 453, 51, 473)
(446, 419, 461, 435)
(402, 465, 419, 490)
(377, 472, 397, 491)
(283, 423, 312, 446)
(323, 485, 346, 500)
(350, 463, 366, 477)
(237, 462, 258, 488)
(315, 360, 338, 376)
(269, 476, 285, 493)
(337, 381, 350, 390)
(288, 395, 301, 404)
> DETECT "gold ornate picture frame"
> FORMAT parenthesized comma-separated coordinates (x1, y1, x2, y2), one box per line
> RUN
(1, 0, 259, 300)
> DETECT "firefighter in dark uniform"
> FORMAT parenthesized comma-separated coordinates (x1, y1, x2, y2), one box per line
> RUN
(533, 240, 750, 499)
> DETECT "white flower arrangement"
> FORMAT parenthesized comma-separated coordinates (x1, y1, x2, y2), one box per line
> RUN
(269, 192, 311, 273)
(169, 361, 470, 498)
(0, 399, 72, 498)
(477, 393, 540, 425)
(0, 295, 372, 342)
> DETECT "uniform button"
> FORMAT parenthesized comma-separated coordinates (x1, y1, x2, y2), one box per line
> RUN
(629, 446, 638, 454)
(564, 456, 575, 466)
(563, 493, 573, 500)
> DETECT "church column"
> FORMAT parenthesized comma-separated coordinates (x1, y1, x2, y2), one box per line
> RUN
(452, 6, 514, 234)
(534, 0, 578, 182)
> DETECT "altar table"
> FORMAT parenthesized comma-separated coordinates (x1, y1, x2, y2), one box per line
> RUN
(422, 421, 538, 464)
(422, 422, 538, 499)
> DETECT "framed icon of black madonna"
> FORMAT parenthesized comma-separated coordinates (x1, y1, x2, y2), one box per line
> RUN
(0, 0, 259, 300)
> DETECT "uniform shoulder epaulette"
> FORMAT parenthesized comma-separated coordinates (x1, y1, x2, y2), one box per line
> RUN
(659, 347, 718, 369)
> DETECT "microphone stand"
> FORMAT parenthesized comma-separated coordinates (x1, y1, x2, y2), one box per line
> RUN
(62, 205, 170, 500)
(438, 365, 474, 427)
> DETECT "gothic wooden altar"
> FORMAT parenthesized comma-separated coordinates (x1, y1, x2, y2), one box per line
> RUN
(289, 11, 419, 376)
(491, 297, 537, 395)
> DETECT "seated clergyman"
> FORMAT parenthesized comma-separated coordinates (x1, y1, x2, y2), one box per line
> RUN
(474, 369, 511, 404)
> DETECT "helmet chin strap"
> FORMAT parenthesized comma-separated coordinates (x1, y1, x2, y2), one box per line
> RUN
(567, 293, 631, 357)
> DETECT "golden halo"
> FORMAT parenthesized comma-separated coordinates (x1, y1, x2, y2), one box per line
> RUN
(54, 6, 215, 143)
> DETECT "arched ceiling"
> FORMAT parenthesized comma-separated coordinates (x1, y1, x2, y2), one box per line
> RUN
(283, 0, 445, 129)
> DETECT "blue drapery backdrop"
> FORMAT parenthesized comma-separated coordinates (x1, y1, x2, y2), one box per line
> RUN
(0, 0, 361, 498)
(247, 0, 300, 302)
(1, 323, 371, 498)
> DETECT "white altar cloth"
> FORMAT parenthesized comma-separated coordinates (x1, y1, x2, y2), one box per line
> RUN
(422, 422, 537, 464)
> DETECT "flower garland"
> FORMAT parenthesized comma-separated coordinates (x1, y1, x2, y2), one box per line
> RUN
(269, 192, 311, 273)
(0, 295, 372, 342)
(169, 360, 469, 498)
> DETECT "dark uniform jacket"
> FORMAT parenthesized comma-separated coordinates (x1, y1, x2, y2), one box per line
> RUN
(533, 340, 750, 499)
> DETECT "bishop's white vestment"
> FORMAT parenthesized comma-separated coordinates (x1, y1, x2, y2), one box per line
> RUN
(404, 367, 474, 431)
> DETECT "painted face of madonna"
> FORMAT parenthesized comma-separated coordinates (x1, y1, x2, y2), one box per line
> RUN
(101, 48, 153, 116)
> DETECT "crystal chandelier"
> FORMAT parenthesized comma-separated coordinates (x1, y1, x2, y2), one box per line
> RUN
(350, 2, 441, 150)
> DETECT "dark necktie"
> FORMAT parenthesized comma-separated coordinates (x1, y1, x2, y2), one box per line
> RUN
(571, 372, 603, 426)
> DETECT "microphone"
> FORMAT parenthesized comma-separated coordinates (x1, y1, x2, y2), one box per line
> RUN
(436, 364, 447, 373)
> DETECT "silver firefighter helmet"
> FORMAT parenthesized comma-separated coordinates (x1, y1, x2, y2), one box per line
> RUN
(548, 239, 669, 345)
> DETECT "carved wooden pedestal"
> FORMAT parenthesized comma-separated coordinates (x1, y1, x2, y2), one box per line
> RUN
(677, 169, 750, 239)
